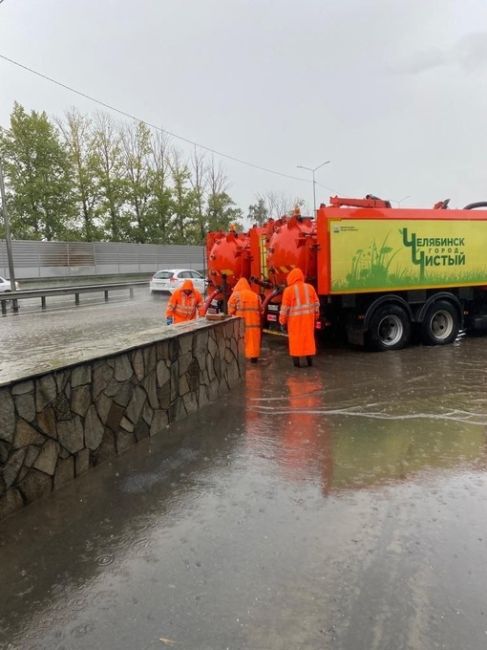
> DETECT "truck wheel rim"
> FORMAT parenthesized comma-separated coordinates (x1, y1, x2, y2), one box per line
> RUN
(378, 314, 403, 346)
(430, 310, 454, 340)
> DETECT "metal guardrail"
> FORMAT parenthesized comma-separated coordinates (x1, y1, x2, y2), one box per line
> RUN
(0, 281, 149, 316)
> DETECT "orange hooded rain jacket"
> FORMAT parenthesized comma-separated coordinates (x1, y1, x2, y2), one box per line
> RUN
(279, 268, 320, 357)
(228, 277, 262, 359)
(166, 279, 204, 323)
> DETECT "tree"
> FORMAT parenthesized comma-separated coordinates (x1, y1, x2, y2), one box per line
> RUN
(147, 130, 173, 243)
(91, 112, 127, 241)
(121, 121, 152, 243)
(190, 147, 208, 243)
(247, 198, 269, 225)
(207, 191, 242, 232)
(169, 150, 199, 244)
(0, 102, 76, 240)
(256, 191, 306, 218)
(206, 158, 242, 233)
(58, 109, 101, 241)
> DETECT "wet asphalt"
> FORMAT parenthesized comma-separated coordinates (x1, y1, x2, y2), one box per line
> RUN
(2, 295, 487, 649)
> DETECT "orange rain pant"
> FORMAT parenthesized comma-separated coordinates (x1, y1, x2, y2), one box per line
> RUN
(228, 280, 262, 359)
(279, 276, 320, 357)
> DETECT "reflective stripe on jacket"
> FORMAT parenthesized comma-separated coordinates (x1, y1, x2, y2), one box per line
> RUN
(228, 278, 262, 358)
(279, 269, 320, 357)
(166, 289, 203, 323)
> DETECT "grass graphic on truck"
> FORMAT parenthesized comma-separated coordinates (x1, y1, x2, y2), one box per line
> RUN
(330, 219, 487, 292)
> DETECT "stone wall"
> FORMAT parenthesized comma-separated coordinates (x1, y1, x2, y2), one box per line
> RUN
(0, 318, 244, 520)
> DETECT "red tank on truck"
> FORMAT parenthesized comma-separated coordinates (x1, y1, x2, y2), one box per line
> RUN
(204, 196, 487, 351)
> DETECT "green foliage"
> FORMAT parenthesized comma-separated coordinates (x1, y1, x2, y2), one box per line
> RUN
(0, 103, 247, 244)
(0, 103, 76, 240)
(207, 192, 243, 234)
(247, 198, 268, 225)
(59, 110, 102, 241)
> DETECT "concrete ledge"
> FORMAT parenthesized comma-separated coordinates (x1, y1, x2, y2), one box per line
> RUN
(0, 318, 244, 520)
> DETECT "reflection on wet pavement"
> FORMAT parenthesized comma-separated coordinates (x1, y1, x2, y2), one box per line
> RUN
(2, 335, 487, 649)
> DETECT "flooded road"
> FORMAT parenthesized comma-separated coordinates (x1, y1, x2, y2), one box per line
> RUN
(2, 335, 487, 649)
(0, 288, 168, 383)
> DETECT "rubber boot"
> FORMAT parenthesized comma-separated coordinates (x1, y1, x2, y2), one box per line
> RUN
(250, 358, 258, 364)
(306, 356, 313, 367)
(293, 357, 301, 368)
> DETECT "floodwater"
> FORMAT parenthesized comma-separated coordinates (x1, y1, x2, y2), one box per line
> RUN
(0, 288, 168, 383)
(2, 333, 487, 649)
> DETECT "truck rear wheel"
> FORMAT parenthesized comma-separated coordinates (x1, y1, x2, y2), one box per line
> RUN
(367, 304, 411, 351)
(421, 300, 459, 345)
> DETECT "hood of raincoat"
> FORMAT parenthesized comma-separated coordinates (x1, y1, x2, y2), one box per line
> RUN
(181, 279, 194, 292)
(233, 278, 251, 292)
(286, 268, 304, 286)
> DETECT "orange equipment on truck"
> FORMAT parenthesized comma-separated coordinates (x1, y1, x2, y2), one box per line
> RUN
(206, 196, 487, 350)
(205, 230, 251, 313)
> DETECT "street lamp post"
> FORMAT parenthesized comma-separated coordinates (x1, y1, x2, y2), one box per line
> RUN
(297, 160, 331, 216)
(0, 156, 17, 310)
(396, 195, 411, 208)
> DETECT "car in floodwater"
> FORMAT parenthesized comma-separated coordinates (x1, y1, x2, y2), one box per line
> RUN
(150, 269, 206, 295)
(0, 276, 19, 292)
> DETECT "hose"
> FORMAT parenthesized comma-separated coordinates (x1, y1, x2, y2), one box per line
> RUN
(202, 289, 221, 315)
(463, 202, 487, 210)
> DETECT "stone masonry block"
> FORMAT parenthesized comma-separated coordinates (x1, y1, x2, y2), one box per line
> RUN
(156, 360, 170, 387)
(143, 372, 158, 410)
(71, 365, 92, 387)
(71, 385, 91, 417)
(95, 393, 112, 425)
(37, 407, 57, 439)
(24, 445, 41, 468)
(115, 429, 135, 454)
(33, 440, 59, 476)
(75, 449, 90, 476)
(143, 346, 157, 374)
(13, 420, 45, 449)
(35, 375, 57, 411)
(106, 402, 125, 433)
(132, 349, 145, 381)
(0, 389, 15, 444)
(14, 392, 36, 422)
(114, 355, 133, 382)
(85, 405, 104, 450)
(54, 457, 74, 490)
(11, 381, 34, 396)
(57, 416, 84, 454)
(150, 410, 168, 437)
(112, 382, 132, 408)
(93, 362, 113, 399)
(3, 448, 26, 488)
(18, 469, 52, 503)
(126, 386, 146, 424)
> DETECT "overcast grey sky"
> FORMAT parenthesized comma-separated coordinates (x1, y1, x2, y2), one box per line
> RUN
(1, 0, 487, 213)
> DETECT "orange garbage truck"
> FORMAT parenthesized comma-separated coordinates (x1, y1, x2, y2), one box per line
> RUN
(206, 196, 487, 350)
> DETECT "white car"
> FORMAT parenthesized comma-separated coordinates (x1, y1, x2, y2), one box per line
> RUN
(150, 269, 206, 295)
(0, 276, 19, 293)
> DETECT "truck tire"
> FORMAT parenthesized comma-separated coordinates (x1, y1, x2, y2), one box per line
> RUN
(421, 300, 459, 345)
(367, 304, 411, 351)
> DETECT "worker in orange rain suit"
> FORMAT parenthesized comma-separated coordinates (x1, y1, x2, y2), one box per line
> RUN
(165, 279, 204, 324)
(279, 267, 320, 368)
(227, 277, 262, 363)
